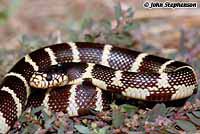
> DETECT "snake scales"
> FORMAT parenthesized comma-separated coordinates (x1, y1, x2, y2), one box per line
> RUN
(0, 42, 198, 133)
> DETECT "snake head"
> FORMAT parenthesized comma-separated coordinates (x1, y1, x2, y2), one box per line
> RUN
(29, 72, 68, 89)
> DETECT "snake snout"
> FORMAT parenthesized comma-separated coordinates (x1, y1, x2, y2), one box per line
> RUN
(29, 72, 68, 89)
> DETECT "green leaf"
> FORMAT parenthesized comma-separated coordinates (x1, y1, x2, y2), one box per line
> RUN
(98, 127, 110, 134)
(167, 52, 178, 59)
(147, 103, 167, 122)
(41, 110, 50, 122)
(67, 31, 79, 42)
(22, 123, 40, 134)
(100, 20, 111, 31)
(187, 113, 200, 126)
(123, 23, 138, 32)
(19, 112, 28, 123)
(44, 117, 55, 129)
(192, 111, 200, 118)
(7, 0, 22, 16)
(176, 120, 196, 132)
(84, 34, 96, 42)
(126, 7, 134, 17)
(108, 33, 132, 46)
(0, 0, 22, 25)
(114, 2, 122, 20)
(19, 34, 46, 51)
(81, 17, 93, 29)
(74, 125, 90, 134)
(0, 10, 9, 25)
(112, 109, 125, 128)
(57, 125, 65, 134)
(120, 104, 138, 114)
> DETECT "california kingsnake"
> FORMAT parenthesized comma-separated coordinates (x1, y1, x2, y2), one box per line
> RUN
(0, 42, 198, 133)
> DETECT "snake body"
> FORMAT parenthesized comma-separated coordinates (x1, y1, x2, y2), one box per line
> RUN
(0, 42, 198, 133)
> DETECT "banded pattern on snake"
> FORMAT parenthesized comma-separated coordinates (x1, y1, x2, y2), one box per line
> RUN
(0, 42, 198, 133)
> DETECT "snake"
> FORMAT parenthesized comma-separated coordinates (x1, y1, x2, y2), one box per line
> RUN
(0, 42, 198, 133)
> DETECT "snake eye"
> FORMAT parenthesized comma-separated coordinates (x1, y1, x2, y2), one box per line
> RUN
(46, 74, 52, 81)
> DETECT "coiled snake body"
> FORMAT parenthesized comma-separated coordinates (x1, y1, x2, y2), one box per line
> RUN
(0, 42, 198, 133)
